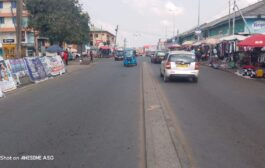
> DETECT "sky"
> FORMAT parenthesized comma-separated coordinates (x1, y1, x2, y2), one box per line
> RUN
(79, 0, 261, 47)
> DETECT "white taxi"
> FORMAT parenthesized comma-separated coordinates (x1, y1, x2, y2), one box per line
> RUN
(160, 51, 200, 82)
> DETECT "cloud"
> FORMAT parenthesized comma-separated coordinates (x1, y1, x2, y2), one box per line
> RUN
(121, 0, 184, 17)
(161, 20, 170, 26)
(165, 1, 184, 15)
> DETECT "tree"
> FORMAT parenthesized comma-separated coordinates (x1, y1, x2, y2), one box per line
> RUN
(25, 0, 90, 46)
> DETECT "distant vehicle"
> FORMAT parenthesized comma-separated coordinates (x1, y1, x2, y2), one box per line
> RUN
(114, 50, 124, 61)
(123, 48, 137, 67)
(145, 50, 156, 57)
(151, 51, 167, 64)
(160, 50, 199, 83)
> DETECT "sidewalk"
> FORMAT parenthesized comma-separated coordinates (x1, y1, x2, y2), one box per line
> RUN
(201, 61, 265, 83)
(66, 57, 92, 73)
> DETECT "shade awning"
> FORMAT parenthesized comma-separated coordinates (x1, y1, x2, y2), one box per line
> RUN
(202, 37, 220, 45)
(220, 35, 247, 41)
(238, 34, 265, 47)
(168, 44, 181, 48)
(182, 41, 194, 46)
(100, 46, 110, 50)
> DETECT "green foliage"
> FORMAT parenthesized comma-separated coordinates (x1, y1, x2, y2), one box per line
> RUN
(25, 0, 90, 45)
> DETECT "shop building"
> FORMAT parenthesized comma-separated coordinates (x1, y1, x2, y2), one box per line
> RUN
(0, 0, 35, 59)
(174, 1, 265, 44)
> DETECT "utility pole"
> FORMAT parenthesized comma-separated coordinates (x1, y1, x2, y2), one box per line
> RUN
(197, 0, 201, 41)
(232, 0, 236, 35)
(228, 0, 231, 35)
(124, 38, 127, 49)
(16, 0, 22, 58)
(114, 25, 119, 50)
(198, 0, 200, 28)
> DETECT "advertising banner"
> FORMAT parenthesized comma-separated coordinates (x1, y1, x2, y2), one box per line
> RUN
(24, 57, 48, 83)
(0, 58, 17, 92)
(8, 59, 29, 78)
(39, 57, 52, 77)
(46, 56, 65, 76)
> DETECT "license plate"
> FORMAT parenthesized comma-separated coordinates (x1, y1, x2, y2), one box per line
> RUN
(176, 64, 188, 68)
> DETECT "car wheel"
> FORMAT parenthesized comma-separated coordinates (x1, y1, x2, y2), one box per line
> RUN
(163, 74, 169, 82)
(160, 70, 163, 78)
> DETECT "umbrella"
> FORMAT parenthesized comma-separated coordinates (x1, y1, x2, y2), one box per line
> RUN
(238, 34, 265, 47)
(46, 44, 64, 53)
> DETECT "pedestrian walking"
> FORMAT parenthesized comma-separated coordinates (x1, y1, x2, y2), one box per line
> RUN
(90, 50, 93, 63)
(63, 50, 69, 65)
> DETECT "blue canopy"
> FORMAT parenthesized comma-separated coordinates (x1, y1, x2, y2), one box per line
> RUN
(46, 44, 64, 53)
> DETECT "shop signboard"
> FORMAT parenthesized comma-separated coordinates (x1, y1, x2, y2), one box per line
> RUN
(24, 57, 48, 83)
(0, 58, 17, 92)
(3, 39, 15, 44)
(246, 19, 265, 34)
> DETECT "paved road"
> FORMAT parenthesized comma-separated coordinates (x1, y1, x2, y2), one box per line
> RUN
(0, 58, 144, 168)
(148, 60, 265, 168)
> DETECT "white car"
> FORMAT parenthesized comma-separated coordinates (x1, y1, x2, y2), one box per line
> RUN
(160, 50, 200, 82)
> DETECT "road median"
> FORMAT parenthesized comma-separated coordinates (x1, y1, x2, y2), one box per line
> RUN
(142, 62, 182, 168)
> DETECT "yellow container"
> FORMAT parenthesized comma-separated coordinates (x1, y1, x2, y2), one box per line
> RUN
(256, 69, 264, 78)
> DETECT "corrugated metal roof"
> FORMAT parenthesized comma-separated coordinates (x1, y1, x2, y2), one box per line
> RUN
(179, 0, 265, 36)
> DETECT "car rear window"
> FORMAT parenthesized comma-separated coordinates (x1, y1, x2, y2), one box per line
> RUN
(124, 50, 134, 57)
(157, 52, 166, 57)
(169, 54, 195, 63)
(116, 51, 124, 56)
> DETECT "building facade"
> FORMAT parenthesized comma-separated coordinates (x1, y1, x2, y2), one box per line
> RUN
(89, 26, 115, 48)
(175, 1, 265, 44)
(0, 0, 34, 59)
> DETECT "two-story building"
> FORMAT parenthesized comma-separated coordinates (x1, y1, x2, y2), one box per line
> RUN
(89, 26, 115, 48)
(0, 0, 35, 59)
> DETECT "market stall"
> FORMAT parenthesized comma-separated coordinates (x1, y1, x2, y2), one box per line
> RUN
(235, 34, 265, 78)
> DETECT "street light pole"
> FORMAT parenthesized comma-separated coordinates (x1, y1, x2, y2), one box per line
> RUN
(114, 25, 118, 50)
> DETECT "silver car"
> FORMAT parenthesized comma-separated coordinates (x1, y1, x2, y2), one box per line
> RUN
(160, 50, 200, 82)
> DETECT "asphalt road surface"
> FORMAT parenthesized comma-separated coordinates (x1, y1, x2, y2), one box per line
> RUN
(0, 58, 144, 168)
(1, 57, 265, 168)
(149, 60, 265, 168)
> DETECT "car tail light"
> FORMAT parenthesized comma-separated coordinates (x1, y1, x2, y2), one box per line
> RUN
(165, 62, 171, 69)
(195, 62, 200, 70)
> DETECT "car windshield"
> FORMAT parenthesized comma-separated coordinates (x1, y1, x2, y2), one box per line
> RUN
(124, 50, 134, 57)
(169, 54, 195, 63)
(116, 51, 124, 56)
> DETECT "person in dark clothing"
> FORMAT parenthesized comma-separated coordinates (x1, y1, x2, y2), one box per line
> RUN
(90, 50, 93, 62)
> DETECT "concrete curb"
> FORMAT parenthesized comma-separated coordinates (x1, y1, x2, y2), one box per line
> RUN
(142, 62, 182, 168)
